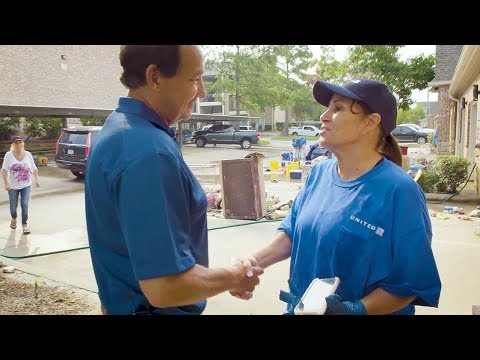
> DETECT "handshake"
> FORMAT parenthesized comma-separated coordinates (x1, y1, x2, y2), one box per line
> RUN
(226, 256, 367, 315)
(229, 256, 263, 300)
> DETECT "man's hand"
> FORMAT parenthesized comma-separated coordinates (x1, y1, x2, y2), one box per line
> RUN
(35, 180, 40, 188)
(4, 183, 10, 191)
(325, 294, 367, 315)
(229, 256, 262, 300)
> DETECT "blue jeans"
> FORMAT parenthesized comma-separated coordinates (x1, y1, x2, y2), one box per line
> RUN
(8, 186, 31, 226)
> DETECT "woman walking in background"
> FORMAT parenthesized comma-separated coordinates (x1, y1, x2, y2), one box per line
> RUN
(1, 136, 40, 234)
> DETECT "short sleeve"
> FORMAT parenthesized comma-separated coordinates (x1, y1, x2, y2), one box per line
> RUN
(379, 183, 441, 307)
(115, 153, 196, 281)
(27, 152, 37, 172)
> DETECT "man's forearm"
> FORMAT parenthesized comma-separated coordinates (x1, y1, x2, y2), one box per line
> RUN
(251, 231, 292, 269)
(361, 287, 416, 315)
(139, 264, 251, 308)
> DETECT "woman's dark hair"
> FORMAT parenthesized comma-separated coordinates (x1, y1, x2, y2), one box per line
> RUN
(119, 45, 181, 89)
(351, 100, 402, 167)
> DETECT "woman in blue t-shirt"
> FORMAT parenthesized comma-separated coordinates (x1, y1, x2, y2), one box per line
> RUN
(232, 79, 441, 315)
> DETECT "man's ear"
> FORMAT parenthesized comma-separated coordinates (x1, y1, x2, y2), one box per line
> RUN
(145, 64, 161, 87)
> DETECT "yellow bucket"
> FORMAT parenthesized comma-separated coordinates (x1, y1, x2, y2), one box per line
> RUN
(270, 161, 279, 171)
(290, 161, 300, 170)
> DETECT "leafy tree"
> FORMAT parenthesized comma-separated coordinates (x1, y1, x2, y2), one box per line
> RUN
(396, 104, 426, 124)
(345, 46, 435, 109)
(80, 118, 106, 126)
(270, 45, 315, 134)
(308, 46, 349, 86)
(309, 46, 435, 110)
(292, 84, 325, 123)
(0, 117, 20, 141)
(204, 45, 279, 114)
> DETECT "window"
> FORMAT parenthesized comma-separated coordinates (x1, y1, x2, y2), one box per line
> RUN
(61, 132, 88, 145)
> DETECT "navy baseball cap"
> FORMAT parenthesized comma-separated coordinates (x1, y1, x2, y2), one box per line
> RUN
(313, 78, 397, 135)
(11, 135, 24, 142)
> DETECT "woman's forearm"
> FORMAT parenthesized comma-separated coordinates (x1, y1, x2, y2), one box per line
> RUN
(251, 231, 292, 269)
(2, 169, 8, 185)
(361, 287, 416, 315)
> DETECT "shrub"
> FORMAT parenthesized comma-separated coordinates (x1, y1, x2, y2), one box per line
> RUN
(80, 118, 106, 126)
(417, 169, 440, 193)
(42, 117, 63, 139)
(24, 118, 44, 139)
(264, 125, 272, 131)
(0, 117, 20, 141)
(433, 155, 470, 193)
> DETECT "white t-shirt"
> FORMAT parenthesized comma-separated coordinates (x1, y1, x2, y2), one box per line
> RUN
(1, 151, 37, 190)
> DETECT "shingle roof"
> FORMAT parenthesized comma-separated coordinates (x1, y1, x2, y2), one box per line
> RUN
(432, 45, 464, 82)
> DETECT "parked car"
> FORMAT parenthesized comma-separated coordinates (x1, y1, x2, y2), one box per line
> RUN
(55, 126, 102, 178)
(191, 124, 260, 149)
(391, 124, 429, 144)
(402, 123, 436, 134)
(288, 125, 320, 137)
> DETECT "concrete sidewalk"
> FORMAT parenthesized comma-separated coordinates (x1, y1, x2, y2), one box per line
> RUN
(2, 180, 480, 314)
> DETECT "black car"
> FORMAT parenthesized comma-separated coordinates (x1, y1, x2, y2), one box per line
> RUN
(391, 125, 429, 144)
(55, 126, 102, 178)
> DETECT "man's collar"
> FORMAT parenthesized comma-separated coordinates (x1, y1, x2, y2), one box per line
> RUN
(116, 97, 176, 138)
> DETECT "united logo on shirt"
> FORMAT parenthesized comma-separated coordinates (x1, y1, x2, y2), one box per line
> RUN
(349, 215, 384, 237)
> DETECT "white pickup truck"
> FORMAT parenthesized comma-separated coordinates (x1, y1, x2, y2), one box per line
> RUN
(288, 125, 320, 137)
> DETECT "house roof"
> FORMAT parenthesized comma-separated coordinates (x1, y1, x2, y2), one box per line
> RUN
(431, 45, 464, 83)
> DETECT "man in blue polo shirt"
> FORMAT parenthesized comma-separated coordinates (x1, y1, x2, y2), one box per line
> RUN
(85, 45, 263, 315)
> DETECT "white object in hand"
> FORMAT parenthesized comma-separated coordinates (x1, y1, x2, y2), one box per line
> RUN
(294, 277, 340, 315)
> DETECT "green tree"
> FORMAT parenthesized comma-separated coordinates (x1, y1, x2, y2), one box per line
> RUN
(204, 45, 279, 114)
(308, 46, 349, 85)
(345, 46, 435, 109)
(0, 117, 20, 141)
(292, 84, 325, 123)
(270, 45, 315, 135)
(396, 104, 426, 124)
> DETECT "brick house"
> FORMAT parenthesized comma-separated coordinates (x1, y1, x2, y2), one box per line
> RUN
(428, 45, 464, 155)
(447, 46, 480, 193)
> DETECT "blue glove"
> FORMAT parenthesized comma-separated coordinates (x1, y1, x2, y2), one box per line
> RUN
(325, 294, 367, 315)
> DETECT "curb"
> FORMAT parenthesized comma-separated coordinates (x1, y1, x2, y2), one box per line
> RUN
(425, 192, 480, 204)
